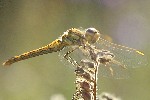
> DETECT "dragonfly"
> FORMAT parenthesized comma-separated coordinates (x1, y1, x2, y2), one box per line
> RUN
(2, 28, 147, 78)
(2, 28, 100, 66)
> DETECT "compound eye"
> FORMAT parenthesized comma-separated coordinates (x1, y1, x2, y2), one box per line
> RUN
(86, 28, 98, 34)
(85, 28, 100, 44)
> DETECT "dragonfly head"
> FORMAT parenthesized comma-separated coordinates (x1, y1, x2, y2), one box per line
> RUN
(85, 28, 100, 44)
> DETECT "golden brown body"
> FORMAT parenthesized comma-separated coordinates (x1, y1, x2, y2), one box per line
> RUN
(3, 39, 67, 66)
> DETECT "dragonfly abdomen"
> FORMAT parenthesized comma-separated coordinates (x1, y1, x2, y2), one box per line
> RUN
(3, 39, 66, 66)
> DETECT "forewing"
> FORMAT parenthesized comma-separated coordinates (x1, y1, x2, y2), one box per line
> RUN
(95, 37, 147, 69)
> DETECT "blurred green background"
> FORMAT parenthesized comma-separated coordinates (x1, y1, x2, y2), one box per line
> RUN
(0, 0, 150, 100)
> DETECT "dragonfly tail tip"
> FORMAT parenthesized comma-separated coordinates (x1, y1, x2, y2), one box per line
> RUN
(136, 51, 144, 56)
(2, 61, 11, 66)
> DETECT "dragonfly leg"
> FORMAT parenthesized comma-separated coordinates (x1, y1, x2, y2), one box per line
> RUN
(63, 47, 81, 68)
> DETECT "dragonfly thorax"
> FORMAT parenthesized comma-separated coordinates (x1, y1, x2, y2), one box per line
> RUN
(61, 28, 86, 46)
(85, 28, 100, 44)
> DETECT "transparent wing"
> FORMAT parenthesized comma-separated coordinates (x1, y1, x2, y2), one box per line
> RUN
(98, 60, 130, 79)
(95, 37, 147, 69)
(58, 46, 88, 69)
(58, 37, 147, 79)
(58, 46, 128, 79)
